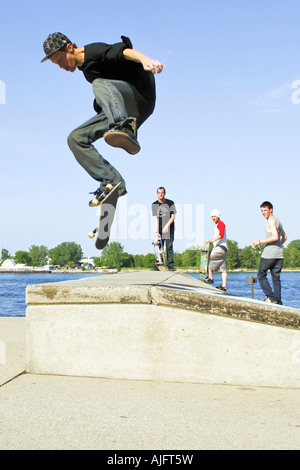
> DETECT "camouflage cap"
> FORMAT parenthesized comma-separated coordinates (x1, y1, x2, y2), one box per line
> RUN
(41, 32, 72, 62)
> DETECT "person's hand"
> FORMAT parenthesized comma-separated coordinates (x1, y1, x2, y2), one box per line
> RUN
(142, 58, 163, 74)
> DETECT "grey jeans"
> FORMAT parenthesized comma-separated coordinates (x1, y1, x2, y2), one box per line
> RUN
(67, 78, 148, 195)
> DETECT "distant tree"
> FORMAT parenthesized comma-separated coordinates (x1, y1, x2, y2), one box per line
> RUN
(239, 245, 260, 269)
(1, 248, 10, 262)
(93, 257, 102, 267)
(173, 251, 183, 267)
(14, 250, 32, 265)
(283, 240, 300, 268)
(133, 254, 145, 267)
(142, 253, 156, 268)
(49, 242, 82, 266)
(181, 248, 198, 267)
(29, 245, 48, 267)
(121, 252, 135, 268)
(226, 240, 240, 270)
(101, 242, 124, 270)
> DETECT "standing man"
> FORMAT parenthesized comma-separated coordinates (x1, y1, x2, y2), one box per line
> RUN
(41, 33, 163, 199)
(152, 187, 176, 271)
(253, 201, 287, 304)
(204, 209, 228, 291)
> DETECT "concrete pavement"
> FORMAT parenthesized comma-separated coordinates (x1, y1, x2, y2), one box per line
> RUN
(0, 369, 299, 450)
(0, 271, 299, 450)
(0, 318, 299, 450)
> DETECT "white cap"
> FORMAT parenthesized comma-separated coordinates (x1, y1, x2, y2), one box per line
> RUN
(211, 209, 221, 218)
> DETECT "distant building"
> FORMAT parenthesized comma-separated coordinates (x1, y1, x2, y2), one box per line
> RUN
(1, 259, 16, 269)
(79, 257, 95, 267)
(0, 259, 30, 271)
(0, 259, 52, 272)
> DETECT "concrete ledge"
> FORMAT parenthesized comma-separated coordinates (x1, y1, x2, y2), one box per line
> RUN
(27, 271, 300, 329)
(26, 272, 300, 388)
(0, 317, 26, 386)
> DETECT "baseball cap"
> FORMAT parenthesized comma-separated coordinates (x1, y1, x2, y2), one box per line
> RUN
(211, 209, 221, 218)
(41, 32, 72, 62)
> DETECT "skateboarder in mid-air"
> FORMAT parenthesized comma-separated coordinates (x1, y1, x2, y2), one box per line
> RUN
(41, 32, 163, 201)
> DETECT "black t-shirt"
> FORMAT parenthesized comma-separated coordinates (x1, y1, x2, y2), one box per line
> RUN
(78, 36, 156, 115)
(152, 199, 176, 236)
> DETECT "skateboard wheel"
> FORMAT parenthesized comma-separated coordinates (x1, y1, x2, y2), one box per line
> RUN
(91, 199, 99, 206)
(88, 232, 95, 239)
(105, 184, 113, 191)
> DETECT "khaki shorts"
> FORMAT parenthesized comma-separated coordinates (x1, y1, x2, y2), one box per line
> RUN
(208, 246, 227, 273)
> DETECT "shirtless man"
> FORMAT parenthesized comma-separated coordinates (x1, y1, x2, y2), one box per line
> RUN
(253, 201, 287, 304)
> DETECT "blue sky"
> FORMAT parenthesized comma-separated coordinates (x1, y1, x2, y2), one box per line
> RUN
(1, 0, 300, 257)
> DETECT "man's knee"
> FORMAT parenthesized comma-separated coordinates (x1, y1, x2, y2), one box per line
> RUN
(67, 129, 80, 151)
(257, 268, 266, 283)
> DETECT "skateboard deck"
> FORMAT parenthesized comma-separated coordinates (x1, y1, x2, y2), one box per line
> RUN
(199, 243, 210, 279)
(152, 233, 166, 271)
(88, 182, 121, 250)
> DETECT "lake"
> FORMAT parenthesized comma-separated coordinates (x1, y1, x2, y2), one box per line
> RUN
(0, 271, 299, 317)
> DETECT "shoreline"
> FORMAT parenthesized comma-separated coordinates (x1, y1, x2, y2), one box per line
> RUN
(0, 268, 299, 274)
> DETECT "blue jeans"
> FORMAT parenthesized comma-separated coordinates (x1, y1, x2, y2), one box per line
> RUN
(257, 257, 284, 304)
(67, 78, 152, 195)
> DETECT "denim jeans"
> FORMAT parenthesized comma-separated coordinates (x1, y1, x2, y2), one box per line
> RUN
(257, 257, 284, 304)
(161, 233, 175, 269)
(67, 78, 151, 196)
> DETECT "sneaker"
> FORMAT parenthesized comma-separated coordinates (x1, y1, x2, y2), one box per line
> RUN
(203, 277, 214, 284)
(88, 184, 113, 207)
(264, 297, 279, 304)
(216, 285, 227, 292)
(104, 118, 140, 155)
(152, 265, 160, 271)
(118, 188, 127, 197)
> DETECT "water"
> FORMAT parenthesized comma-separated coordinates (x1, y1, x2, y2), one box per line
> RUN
(189, 271, 300, 309)
(0, 271, 299, 317)
(0, 272, 102, 317)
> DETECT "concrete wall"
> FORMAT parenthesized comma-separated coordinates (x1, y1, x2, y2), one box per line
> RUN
(26, 272, 300, 388)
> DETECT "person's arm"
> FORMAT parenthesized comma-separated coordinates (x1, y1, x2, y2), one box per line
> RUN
(123, 48, 163, 74)
(280, 229, 287, 245)
(205, 234, 221, 244)
(253, 217, 279, 246)
(162, 213, 175, 233)
(153, 216, 159, 234)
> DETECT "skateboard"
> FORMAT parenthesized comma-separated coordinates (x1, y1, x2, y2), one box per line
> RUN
(152, 233, 166, 271)
(88, 182, 121, 250)
(199, 243, 210, 279)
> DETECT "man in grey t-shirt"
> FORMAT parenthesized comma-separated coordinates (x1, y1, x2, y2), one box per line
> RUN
(253, 201, 287, 304)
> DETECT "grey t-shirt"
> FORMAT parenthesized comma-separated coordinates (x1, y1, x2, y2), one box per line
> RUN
(262, 217, 284, 259)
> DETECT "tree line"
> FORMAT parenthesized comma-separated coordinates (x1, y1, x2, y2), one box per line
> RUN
(2, 239, 300, 271)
